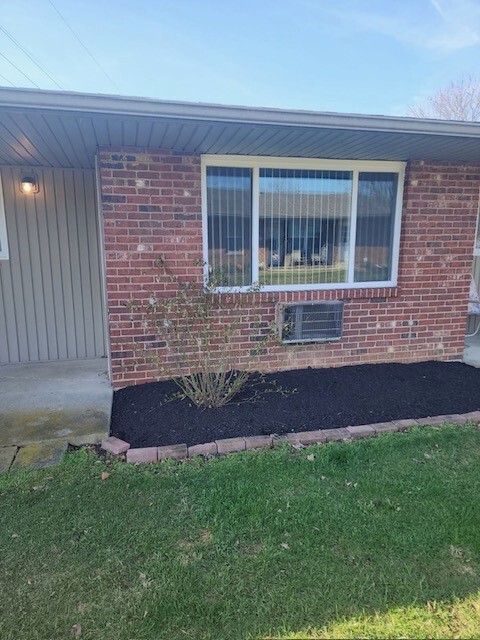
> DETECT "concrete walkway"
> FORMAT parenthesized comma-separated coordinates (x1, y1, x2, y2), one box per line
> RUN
(0, 358, 112, 471)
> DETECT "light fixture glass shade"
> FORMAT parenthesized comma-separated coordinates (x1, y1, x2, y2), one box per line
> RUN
(20, 177, 38, 194)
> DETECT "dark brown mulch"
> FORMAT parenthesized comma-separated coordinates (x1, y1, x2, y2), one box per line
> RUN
(110, 361, 480, 448)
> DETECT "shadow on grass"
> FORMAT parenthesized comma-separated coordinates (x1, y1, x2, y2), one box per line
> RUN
(1, 425, 480, 639)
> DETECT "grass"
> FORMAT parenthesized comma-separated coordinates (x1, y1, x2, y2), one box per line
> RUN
(214, 266, 347, 286)
(259, 266, 347, 286)
(1, 425, 480, 639)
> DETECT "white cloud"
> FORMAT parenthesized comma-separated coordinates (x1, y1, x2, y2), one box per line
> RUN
(314, 0, 480, 54)
(426, 0, 480, 51)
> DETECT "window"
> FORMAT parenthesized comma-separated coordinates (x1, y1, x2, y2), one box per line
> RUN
(206, 166, 252, 286)
(0, 175, 8, 260)
(203, 156, 404, 291)
(259, 169, 351, 286)
(355, 172, 398, 283)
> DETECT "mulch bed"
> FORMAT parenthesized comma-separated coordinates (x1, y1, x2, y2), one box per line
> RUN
(110, 361, 480, 448)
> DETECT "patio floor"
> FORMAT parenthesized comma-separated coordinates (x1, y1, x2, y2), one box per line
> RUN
(0, 358, 112, 470)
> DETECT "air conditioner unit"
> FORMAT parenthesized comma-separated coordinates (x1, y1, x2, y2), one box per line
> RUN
(278, 301, 344, 344)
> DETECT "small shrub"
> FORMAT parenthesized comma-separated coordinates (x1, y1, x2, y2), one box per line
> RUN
(129, 258, 280, 408)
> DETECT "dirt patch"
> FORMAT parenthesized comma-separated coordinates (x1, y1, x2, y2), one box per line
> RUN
(111, 361, 480, 448)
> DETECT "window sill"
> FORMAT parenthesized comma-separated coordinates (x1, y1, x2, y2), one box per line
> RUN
(212, 283, 399, 299)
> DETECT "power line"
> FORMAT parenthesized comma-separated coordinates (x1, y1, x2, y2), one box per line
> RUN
(0, 51, 40, 88)
(0, 71, 15, 87)
(0, 24, 66, 90)
(47, 0, 121, 92)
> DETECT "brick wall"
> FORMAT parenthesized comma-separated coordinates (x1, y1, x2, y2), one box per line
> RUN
(99, 148, 479, 388)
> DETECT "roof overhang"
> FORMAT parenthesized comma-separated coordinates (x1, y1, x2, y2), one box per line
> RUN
(0, 87, 479, 169)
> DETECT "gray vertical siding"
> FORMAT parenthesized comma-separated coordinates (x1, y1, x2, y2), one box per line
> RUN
(0, 166, 106, 364)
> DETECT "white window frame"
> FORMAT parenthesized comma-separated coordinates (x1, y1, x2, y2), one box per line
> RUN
(201, 155, 406, 292)
(0, 174, 9, 260)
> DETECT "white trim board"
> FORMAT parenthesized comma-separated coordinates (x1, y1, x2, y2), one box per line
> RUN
(0, 174, 9, 260)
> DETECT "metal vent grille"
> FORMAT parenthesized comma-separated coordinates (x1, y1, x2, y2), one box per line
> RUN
(279, 301, 344, 343)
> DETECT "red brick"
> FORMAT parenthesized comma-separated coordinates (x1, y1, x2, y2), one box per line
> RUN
(244, 435, 273, 450)
(126, 447, 157, 463)
(215, 438, 246, 454)
(276, 432, 308, 445)
(297, 430, 327, 445)
(441, 414, 469, 425)
(157, 443, 187, 460)
(371, 422, 400, 433)
(415, 416, 446, 426)
(390, 419, 419, 430)
(101, 436, 130, 455)
(188, 442, 218, 457)
(346, 425, 376, 439)
(323, 428, 351, 442)
(461, 411, 480, 422)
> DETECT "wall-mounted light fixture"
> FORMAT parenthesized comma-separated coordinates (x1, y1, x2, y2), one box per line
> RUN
(20, 176, 39, 195)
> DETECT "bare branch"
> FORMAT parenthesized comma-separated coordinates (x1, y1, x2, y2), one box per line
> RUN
(129, 256, 281, 408)
(408, 75, 480, 121)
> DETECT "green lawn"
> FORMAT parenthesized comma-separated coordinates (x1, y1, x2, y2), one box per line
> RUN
(2, 425, 480, 639)
(259, 266, 347, 286)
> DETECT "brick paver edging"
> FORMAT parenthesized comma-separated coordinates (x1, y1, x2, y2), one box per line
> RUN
(102, 411, 480, 463)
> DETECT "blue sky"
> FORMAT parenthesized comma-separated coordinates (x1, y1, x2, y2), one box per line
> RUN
(1, 0, 480, 115)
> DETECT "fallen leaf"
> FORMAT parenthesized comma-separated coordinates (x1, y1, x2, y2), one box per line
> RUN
(101, 472, 110, 480)
(280, 542, 290, 549)
(424, 453, 431, 459)
(71, 623, 82, 637)
(139, 572, 153, 588)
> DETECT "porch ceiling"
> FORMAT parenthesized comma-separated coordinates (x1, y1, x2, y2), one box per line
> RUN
(0, 87, 480, 169)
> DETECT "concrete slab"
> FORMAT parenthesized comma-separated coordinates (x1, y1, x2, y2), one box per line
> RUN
(11, 440, 68, 470)
(0, 446, 17, 472)
(0, 358, 112, 447)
